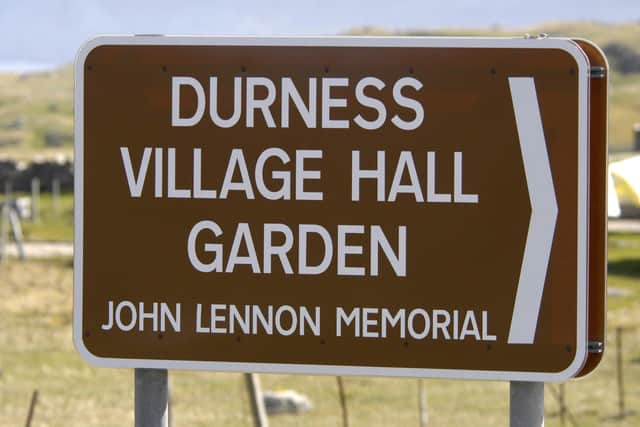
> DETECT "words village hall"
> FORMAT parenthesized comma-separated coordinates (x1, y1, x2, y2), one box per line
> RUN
(119, 74, 480, 276)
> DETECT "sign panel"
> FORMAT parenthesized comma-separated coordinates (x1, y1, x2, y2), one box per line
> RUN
(74, 36, 593, 381)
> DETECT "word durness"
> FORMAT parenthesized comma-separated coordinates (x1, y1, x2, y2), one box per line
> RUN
(118, 74, 480, 277)
(171, 75, 424, 130)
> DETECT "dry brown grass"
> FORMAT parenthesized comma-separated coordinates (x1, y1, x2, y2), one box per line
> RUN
(1, 255, 640, 426)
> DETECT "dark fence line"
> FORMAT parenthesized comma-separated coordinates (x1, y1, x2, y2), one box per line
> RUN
(0, 158, 73, 192)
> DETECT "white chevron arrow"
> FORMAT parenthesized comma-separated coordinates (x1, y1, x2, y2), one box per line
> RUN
(507, 77, 558, 345)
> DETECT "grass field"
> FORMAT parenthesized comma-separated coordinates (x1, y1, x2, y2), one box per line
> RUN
(0, 192, 73, 242)
(0, 234, 639, 426)
(0, 66, 73, 161)
(1, 20, 639, 426)
(20, 192, 73, 242)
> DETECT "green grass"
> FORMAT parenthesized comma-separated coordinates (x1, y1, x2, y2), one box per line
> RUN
(0, 66, 73, 161)
(607, 233, 640, 319)
(1, 235, 640, 426)
(609, 72, 640, 152)
(1, 192, 73, 241)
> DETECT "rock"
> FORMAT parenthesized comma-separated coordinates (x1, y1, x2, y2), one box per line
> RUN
(44, 131, 72, 147)
(1, 117, 24, 130)
(608, 287, 632, 297)
(15, 197, 31, 219)
(263, 390, 312, 415)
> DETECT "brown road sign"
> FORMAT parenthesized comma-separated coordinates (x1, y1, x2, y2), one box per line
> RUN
(74, 36, 604, 381)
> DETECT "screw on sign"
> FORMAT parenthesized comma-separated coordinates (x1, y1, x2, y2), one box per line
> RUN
(74, 37, 606, 385)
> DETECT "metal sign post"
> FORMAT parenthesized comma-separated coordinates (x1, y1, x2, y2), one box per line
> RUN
(244, 373, 269, 427)
(510, 382, 544, 427)
(135, 369, 169, 427)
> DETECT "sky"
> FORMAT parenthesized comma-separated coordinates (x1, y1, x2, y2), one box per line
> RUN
(1, 0, 638, 67)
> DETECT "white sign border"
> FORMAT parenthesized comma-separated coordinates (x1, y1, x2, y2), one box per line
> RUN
(73, 35, 590, 382)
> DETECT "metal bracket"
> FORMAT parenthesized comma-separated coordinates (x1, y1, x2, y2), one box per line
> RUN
(588, 340, 604, 353)
(590, 66, 606, 79)
(523, 33, 549, 40)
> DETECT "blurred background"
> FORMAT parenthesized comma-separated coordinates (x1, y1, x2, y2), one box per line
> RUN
(0, 1, 639, 426)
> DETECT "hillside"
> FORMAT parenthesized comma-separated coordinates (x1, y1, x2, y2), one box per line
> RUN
(0, 65, 73, 160)
(0, 21, 638, 159)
